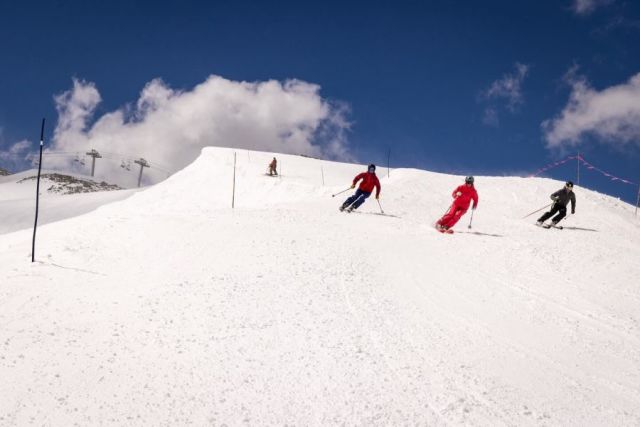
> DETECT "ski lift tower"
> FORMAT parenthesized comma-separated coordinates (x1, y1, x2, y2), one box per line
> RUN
(134, 158, 150, 187)
(85, 149, 102, 177)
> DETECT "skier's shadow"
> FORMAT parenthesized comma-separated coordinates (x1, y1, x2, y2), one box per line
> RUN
(562, 226, 598, 232)
(355, 212, 401, 219)
(36, 260, 106, 276)
(457, 230, 504, 237)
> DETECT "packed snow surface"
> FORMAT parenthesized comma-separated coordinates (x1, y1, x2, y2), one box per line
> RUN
(1, 147, 639, 426)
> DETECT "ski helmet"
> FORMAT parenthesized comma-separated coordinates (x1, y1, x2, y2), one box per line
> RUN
(465, 176, 474, 184)
(368, 164, 376, 172)
(566, 181, 574, 188)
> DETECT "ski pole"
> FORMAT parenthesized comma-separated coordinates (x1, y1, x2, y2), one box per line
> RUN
(331, 187, 352, 197)
(377, 198, 384, 214)
(522, 203, 552, 219)
(468, 208, 474, 229)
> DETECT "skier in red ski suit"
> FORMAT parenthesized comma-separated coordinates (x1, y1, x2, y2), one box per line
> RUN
(340, 164, 381, 212)
(436, 176, 478, 231)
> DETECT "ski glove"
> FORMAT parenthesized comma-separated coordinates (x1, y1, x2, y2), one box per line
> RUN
(350, 184, 355, 189)
(456, 191, 462, 197)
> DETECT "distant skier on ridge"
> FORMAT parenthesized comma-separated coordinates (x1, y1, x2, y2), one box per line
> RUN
(435, 176, 478, 233)
(268, 157, 278, 176)
(340, 164, 381, 213)
(536, 181, 576, 229)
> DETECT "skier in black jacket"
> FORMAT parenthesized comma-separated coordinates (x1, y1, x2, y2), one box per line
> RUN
(536, 181, 576, 227)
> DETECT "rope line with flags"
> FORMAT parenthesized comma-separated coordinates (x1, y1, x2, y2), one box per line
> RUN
(529, 155, 637, 186)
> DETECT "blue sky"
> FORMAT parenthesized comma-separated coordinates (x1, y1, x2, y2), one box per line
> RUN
(1, 0, 639, 202)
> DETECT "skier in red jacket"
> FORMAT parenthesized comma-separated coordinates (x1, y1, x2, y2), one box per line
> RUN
(436, 176, 478, 232)
(340, 164, 381, 212)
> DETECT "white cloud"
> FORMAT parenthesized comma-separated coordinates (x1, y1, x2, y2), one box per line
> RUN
(542, 71, 640, 149)
(9, 139, 30, 154)
(47, 76, 351, 186)
(482, 108, 499, 127)
(480, 63, 529, 127)
(0, 139, 32, 171)
(572, 0, 613, 15)
(484, 63, 529, 112)
(53, 78, 102, 141)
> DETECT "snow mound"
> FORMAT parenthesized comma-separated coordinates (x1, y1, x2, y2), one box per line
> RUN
(0, 147, 639, 426)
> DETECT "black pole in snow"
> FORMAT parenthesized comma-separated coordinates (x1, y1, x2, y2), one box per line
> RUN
(31, 118, 45, 263)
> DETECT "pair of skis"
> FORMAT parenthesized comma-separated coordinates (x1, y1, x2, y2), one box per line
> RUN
(435, 224, 454, 234)
(434, 206, 475, 235)
(537, 222, 563, 230)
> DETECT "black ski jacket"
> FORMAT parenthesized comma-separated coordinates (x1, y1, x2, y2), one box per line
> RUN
(550, 188, 576, 213)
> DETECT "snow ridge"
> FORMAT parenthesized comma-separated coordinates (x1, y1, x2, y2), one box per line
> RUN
(0, 147, 639, 426)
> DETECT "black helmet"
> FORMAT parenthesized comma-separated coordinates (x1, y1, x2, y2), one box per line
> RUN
(566, 181, 574, 188)
(465, 176, 474, 184)
(368, 164, 376, 172)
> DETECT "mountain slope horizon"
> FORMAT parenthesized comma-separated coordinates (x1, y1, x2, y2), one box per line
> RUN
(1, 146, 638, 425)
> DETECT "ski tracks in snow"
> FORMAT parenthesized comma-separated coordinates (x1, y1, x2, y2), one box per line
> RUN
(2, 149, 640, 426)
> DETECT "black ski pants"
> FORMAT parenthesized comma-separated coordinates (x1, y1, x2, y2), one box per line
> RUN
(538, 203, 566, 224)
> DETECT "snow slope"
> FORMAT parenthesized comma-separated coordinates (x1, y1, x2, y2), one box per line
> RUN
(0, 170, 138, 235)
(1, 147, 639, 426)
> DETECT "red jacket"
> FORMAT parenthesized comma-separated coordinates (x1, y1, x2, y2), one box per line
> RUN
(353, 172, 381, 197)
(452, 184, 478, 209)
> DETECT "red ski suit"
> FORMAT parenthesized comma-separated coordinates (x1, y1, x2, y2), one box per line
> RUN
(437, 184, 478, 229)
(353, 172, 381, 197)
